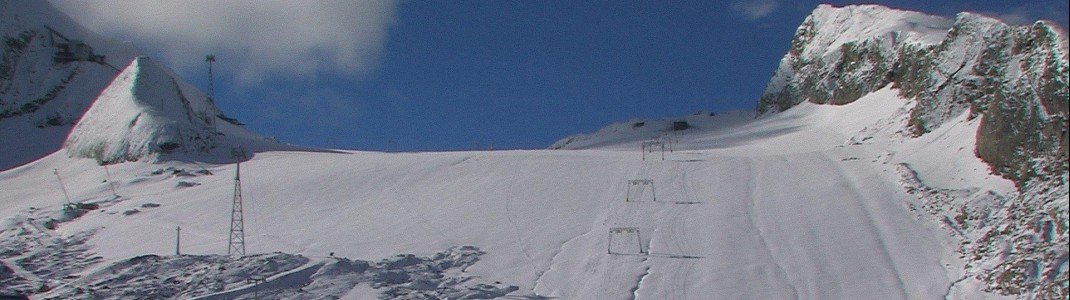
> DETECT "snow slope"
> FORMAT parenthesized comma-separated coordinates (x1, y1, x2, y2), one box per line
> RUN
(1, 2, 1062, 299)
(551, 111, 754, 150)
(1, 84, 1018, 298)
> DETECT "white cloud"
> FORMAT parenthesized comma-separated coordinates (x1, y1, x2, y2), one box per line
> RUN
(731, 0, 778, 21)
(49, 0, 399, 85)
(994, 12, 1031, 25)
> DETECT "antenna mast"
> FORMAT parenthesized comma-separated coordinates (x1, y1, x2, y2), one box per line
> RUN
(53, 169, 72, 206)
(227, 147, 247, 257)
(176, 226, 182, 255)
(206, 54, 216, 103)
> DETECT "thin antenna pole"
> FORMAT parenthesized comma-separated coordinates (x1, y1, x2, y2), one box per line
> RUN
(206, 54, 216, 103)
(248, 276, 266, 299)
(176, 226, 182, 255)
(53, 169, 72, 206)
(103, 165, 118, 198)
(641, 141, 665, 161)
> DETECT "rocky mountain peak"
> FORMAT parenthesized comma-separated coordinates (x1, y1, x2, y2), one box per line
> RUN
(759, 4, 1067, 185)
(63, 56, 261, 164)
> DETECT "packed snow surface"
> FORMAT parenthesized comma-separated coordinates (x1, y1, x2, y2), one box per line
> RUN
(1, 86, 1015, 298)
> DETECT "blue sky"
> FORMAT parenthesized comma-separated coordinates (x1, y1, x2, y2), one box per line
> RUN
(54, 1, 1070, 151)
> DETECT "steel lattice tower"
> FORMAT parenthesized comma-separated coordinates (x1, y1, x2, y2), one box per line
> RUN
(206, 54, 216, 103)
(227, 147, 246, 257)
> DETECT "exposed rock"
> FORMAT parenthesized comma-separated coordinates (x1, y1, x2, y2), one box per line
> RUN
(759, 4, 1067, 186)
(764, 5, 1068, 297)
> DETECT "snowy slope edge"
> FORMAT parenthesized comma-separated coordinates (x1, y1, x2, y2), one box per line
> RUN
(550, 111, 754, 150)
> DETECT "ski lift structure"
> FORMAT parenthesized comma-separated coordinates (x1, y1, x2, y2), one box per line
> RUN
(206, 55, 216, 102)
(608, 227, 646, 255)
(658, 133, 678, 152)
(625, 179, 656, 202)
(43, 25, 105, 64)
(641, 141, 665, 161)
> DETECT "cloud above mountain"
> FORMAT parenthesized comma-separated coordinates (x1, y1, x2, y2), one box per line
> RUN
(731, 0, 778, 20)
(50, 0, 399, 85)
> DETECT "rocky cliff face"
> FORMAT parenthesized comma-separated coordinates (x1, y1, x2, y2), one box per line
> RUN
(760, 5, 1067, 186)
(901, 16, 1066, 186)
(758, 4, 952, 112)
(760, 4, 1068, 297)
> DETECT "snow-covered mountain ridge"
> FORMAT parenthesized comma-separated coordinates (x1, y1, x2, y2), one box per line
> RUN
(64, 57, 280, 165)
(759, 4, 1067, 186)
(550, 110, 754, 150)
(2, 0, 283, 167)
(1, 0, 139, 170)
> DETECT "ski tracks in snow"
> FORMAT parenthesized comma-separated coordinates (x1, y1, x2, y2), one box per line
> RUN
(745, 158, 801, 299)
(828, 153, 910, 299)
(531, 228, 587, 292)
(655, 162, 698, 300)
(630, 157, 704, 299)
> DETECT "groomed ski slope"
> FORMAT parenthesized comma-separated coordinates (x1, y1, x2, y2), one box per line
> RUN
(0, 87, 1012, 298)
